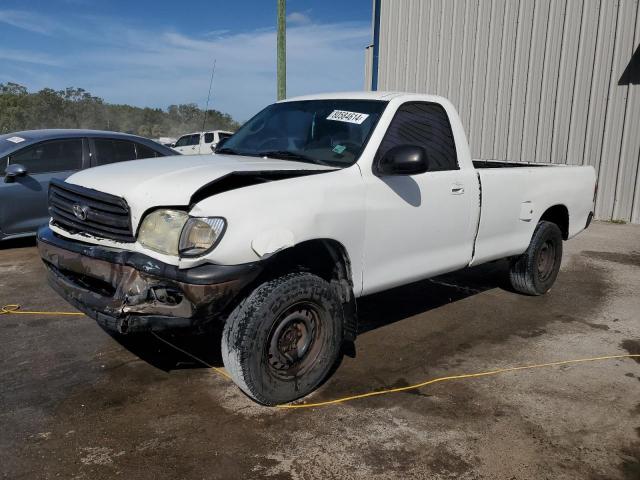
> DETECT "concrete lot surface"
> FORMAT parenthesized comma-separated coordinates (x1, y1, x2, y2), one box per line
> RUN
(1, 222, 639, 479)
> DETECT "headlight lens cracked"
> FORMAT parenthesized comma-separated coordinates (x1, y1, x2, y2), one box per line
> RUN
(138, 209, 225, 257)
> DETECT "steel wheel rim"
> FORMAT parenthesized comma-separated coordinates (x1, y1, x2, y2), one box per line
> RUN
(266, 301, 324, 380)
(537, 240, 556, 281)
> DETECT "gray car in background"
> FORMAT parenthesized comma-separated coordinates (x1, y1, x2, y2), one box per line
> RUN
(0, 129, 178, 241)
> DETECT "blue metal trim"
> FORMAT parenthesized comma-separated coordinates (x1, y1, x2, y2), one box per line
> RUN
(371, 0, 381, 91)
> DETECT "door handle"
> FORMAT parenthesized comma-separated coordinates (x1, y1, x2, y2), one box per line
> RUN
(451, 184, 465, 195)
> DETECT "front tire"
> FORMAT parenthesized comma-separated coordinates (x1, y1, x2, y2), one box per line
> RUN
(509, 221, 563, 296)
(221, 273, 344, 405)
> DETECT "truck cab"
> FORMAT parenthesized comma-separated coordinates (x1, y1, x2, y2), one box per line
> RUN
(172, 130, 234, 155)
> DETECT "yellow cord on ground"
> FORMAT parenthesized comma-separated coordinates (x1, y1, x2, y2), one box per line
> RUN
(276, 354, 640, 409)
(3, 304, 639, 409)
(1, 304, 84, 316)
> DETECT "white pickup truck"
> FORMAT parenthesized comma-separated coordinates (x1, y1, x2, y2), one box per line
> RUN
(37, 92, 596, 405)
(172, 130, 234, 155)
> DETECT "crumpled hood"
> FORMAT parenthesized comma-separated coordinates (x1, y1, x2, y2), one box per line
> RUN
(65, 153, 333, 227)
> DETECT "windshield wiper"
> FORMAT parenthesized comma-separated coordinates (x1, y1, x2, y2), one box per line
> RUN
(257, 150, 333, 166)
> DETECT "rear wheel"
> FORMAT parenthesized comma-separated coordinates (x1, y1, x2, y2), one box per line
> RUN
(509, 221, 563, 296)
(221, 273, 344, 405)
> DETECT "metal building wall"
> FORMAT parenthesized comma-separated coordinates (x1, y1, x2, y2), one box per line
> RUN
(364, 44, 374, 90)
(371, 0, 640, 223)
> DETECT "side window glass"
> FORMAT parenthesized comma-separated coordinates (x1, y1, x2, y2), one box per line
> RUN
(94, 139, 136, 165)
(9, 139, 83, 174)
(189, 134, 200, 146)
(113, 141, 136, 162)
(376, 102, 458, 171)
(175, 135, 190, 147)
(204, 132, 214, 144)
(135, 143, 158, 159)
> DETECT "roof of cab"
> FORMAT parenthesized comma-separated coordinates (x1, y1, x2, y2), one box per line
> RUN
(280, 91, 410, 102)
(279, 91, 451, 107)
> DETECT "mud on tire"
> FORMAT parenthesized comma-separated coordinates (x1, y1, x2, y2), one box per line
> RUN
(221, 273, 344, 405)
(509, 220, 563, 296)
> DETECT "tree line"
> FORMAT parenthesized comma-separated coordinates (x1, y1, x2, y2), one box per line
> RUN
(0, 82, 240, 139)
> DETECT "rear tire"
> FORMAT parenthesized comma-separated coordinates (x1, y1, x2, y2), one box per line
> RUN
(221, 273, 344, 405)
(509, 221, 563, 296)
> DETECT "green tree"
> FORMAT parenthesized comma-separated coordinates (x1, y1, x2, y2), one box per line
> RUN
(0, 83, 241, 138)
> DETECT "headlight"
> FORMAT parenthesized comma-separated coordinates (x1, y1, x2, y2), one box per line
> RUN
(179, 217, 226, 257)
(138, 209, 189, 255)
(138, 209, 226, 257)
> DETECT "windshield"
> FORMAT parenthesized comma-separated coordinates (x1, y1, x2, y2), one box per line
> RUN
(0, 135, 31, 157)
(218, 100, 387, 167)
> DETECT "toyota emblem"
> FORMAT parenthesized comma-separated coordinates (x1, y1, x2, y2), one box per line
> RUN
(72, 203, 89, 221)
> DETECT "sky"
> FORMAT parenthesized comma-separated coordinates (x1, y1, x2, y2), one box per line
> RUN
(0, 0, 373, 121)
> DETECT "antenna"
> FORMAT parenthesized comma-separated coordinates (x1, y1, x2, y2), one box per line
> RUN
(202, 59, 217, 132)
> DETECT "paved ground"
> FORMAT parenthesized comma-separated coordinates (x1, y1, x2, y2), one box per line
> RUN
(1, 221, 639, 480)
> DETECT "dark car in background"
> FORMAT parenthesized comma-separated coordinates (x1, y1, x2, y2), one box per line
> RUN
(0, 129, 178, 241)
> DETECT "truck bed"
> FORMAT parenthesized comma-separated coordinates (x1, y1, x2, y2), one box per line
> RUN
(472, 159, 551, 169)
(470, 163, 595, 267)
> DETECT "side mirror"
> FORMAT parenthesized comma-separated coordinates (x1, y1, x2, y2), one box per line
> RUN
(376, 145, 429, 176)
(214, 137, 228, 153)
(4, 163, 28, 183)
(170, 143, 176, 148)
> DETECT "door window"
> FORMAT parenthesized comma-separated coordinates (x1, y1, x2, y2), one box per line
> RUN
(94, 139, 137, 165)
(8, 139, 83, 174)
(175, 135, 191, 147)
(175, 134, 200, 147)
(218, 132, 233, 141)
(204, 132, 214, 144)
(376, 102, 458, 171)
(135, 143, 160, 159)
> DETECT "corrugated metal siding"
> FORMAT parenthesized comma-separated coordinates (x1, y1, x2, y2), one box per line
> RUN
(372, 0, 640, 223)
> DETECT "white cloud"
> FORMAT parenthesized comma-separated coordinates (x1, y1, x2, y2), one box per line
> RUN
(0, 48, 61, 66)
(287, 12, 311, 25)
(0, 12, 371, 121)
(0, 9, 66, 35)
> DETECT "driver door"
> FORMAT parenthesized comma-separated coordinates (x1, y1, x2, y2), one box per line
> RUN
(0, 138, 87, 236)
(361, 102, 478, 295)
(173, 134, 200, 155)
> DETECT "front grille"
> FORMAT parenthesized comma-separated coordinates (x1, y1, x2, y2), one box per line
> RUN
(48, 179, 134, 242)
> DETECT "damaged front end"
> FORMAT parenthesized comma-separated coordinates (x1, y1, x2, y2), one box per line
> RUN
(37, 227, 261, 334)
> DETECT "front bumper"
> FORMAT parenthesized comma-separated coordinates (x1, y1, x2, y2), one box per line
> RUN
(37, 226, 262, 334)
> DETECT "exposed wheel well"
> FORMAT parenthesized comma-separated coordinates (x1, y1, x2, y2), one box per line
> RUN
(539, 205, 569, 240)
(249, 239, 357, 341)
(258, 239, 351, 284)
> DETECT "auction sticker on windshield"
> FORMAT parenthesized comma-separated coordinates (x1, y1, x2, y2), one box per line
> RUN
(326, 110, 369, 125)
(6, 136, 26, 144)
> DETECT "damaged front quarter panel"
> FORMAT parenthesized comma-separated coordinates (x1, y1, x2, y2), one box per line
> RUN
(251, 228, 295, 258)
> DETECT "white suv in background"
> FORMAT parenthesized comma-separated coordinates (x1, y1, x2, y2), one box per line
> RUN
(172, 130, 233, 155)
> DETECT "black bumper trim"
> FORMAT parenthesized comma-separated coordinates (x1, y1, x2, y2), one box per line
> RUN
(37, 225, 261, 286)
(47, 275, 193, 334)
(37, 225, 264, 334)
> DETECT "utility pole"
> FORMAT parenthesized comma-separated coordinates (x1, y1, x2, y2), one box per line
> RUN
(277, 0, 286, 100)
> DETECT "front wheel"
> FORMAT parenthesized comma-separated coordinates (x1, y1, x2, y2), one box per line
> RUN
(509, 221, 563, 296)
(221, 273, 344, 405)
